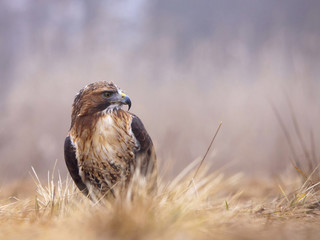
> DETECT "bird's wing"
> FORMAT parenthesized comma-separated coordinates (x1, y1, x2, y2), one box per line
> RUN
(130, 114, 157, 177)
(64, 136, 89, 196)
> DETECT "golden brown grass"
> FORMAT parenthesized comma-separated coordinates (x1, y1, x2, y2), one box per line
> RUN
(0, 161, 319, 240)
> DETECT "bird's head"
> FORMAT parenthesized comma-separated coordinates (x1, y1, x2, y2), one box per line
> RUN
(71, 81, 131, 126)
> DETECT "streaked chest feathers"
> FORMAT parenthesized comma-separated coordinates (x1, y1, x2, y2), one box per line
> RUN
(70, 110, 139, 192)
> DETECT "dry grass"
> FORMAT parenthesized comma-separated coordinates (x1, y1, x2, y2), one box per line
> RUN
(0, 161, 320, 240)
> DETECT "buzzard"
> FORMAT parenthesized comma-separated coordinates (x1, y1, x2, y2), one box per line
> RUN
(64, 81, 157, 200)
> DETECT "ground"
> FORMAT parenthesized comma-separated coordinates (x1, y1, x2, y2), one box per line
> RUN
(0, 163, 319, 240)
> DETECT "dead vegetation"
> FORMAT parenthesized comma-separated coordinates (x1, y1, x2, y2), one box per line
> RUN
(1, 112, 319, 240)
(0, 159, 319, 240)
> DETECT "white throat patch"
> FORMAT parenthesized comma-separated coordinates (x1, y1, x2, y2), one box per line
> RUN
(103, 104, 123, 113)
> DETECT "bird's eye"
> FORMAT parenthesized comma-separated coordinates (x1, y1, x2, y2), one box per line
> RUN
(103, 92, 112, 98)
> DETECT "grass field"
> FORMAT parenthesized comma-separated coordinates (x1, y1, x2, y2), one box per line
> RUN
(0, 160, 319, 240)
(1, 2, 320, 239)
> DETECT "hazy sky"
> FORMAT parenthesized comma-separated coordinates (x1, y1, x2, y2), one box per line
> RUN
(1, 0, 320, 181)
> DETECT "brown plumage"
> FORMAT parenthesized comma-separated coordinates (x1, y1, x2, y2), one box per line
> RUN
(64, 81, 157, 200)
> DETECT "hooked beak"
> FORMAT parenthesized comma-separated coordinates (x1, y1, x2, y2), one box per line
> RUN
(120, 92, 131, 110)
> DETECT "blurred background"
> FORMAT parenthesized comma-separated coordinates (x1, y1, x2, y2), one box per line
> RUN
(1, 0, 320, 183)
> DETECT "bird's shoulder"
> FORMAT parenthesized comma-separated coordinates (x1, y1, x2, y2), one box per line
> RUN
(128, 113, 153, 151)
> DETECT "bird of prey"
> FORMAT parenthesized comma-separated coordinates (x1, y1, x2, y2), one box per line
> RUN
(64, 81, 157, 200)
